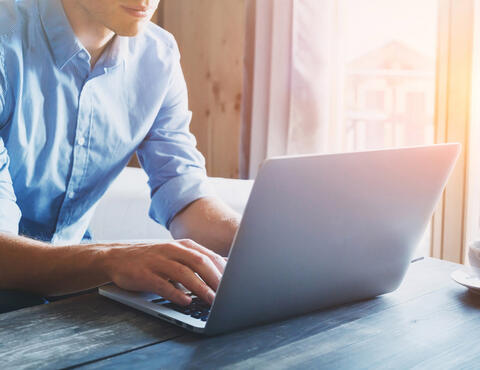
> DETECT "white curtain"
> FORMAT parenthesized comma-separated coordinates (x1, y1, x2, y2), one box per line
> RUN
(288, 0, 336, 155)
(244, 0, 339, 178)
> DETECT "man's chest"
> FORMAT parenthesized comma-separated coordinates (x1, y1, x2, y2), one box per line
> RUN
(3, 58, 167, 180)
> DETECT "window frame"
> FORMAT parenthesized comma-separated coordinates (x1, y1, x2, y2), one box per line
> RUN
(431, 0, 475, 263)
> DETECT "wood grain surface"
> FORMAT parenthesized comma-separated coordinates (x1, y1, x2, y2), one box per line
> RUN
(1, 258, 479, 369)
(0, 294, 182, 369)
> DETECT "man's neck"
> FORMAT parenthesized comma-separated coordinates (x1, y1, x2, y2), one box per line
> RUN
(61, 0, 115, 69)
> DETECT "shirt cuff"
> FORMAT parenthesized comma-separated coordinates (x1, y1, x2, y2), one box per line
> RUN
(149, 174, 216, 229)
(0, 198, 21, 235)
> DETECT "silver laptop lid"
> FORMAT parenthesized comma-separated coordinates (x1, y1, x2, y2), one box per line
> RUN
(205, 144, 460, 335)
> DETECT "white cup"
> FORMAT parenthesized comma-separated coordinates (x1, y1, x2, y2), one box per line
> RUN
(468, 240, 480, 278)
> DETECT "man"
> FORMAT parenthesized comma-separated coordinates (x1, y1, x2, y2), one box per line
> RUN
(0, 0, 240, 312)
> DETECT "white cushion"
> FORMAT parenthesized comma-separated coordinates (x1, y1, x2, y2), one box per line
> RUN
(89, 167, 253, 241)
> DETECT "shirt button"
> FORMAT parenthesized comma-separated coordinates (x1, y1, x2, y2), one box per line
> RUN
(78, 51, 88, 60)
(68, 191, 75, 199)
(77, 137, 86, 146)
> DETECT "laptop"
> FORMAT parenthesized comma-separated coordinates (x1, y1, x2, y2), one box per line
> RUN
(99, 143, 460, 335)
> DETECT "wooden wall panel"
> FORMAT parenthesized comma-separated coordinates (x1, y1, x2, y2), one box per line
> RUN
(157, 0, 246, 178)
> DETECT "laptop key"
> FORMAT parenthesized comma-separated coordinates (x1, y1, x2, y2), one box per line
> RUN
(161, 298, 211, 321)
(164, 303, 188, 313)
(199, 312, 209, 319)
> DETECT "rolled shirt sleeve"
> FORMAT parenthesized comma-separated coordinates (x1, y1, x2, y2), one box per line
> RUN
(136, 40, 215, 229)
(0, 137, 22, 234)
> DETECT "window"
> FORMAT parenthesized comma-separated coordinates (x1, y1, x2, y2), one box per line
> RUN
(338, 0, 438, 154)
(365, 91, 385, 111)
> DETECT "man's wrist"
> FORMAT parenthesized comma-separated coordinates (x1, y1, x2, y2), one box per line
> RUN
(43, 242, 115, 294)
(83, 243, 116, 283)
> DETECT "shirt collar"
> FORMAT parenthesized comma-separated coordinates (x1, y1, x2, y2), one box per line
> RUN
(38, 0, 83, 70)
(38, 0, 127, 71)
(101, 35, 129, 70)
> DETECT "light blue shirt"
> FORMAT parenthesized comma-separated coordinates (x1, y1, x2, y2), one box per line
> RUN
(0, 0, 214, 244)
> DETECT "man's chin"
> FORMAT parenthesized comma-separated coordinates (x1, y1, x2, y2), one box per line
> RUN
(113, 23, 149, 37)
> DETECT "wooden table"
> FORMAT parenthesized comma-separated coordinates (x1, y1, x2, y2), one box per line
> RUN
(1, 258, 479, 369)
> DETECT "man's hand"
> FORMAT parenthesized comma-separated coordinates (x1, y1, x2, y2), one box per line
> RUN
(103, 239, 226, 306)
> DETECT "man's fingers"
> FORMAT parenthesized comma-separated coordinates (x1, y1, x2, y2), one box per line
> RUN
(178, 239, 227, 274)
(156, 260, 216, 305)
(145, 273, 192, 306)
(164, 243, 222, 291)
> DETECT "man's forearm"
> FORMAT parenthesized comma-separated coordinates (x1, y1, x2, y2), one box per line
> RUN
(0, 231, 229, 306)
(169, 197, 241, 256)
(0, 233, 110, 296)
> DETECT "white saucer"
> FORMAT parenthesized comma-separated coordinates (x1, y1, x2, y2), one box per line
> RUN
(451, 269, 480, 294)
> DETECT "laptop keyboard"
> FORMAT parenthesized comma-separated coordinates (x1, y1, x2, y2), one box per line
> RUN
(151, 296, 211, 322)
